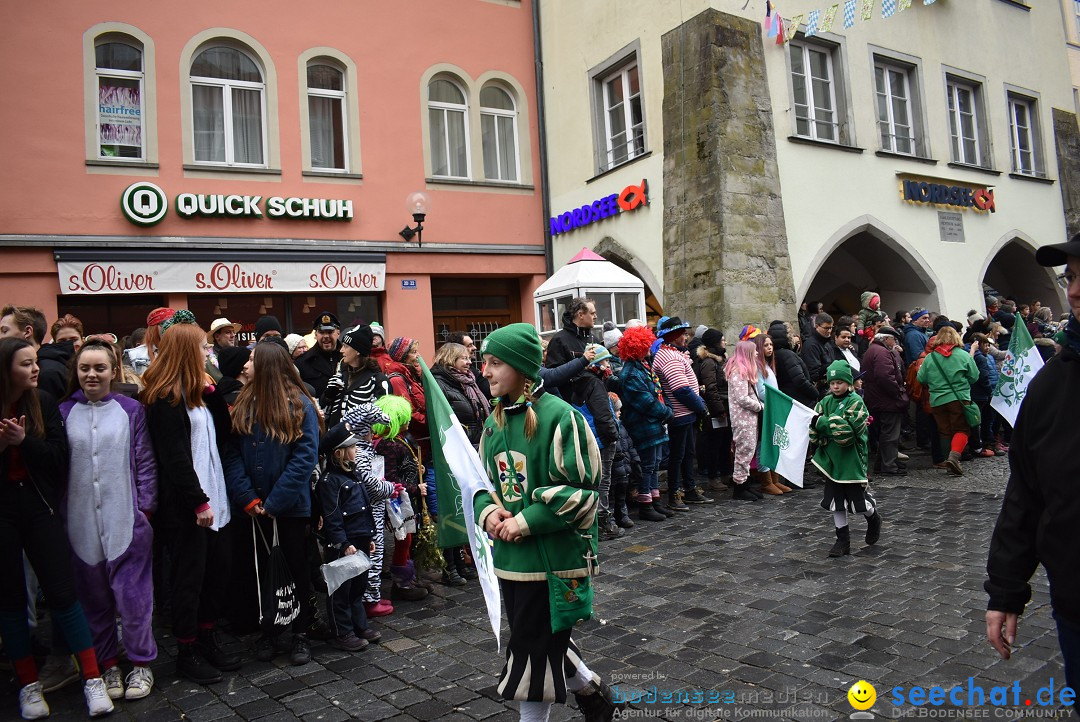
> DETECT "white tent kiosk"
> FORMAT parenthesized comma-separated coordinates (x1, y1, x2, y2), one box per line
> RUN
(533, 248, 646, 337)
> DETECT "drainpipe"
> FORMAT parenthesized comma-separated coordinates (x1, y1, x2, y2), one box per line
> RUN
(532, 0, 554, 277)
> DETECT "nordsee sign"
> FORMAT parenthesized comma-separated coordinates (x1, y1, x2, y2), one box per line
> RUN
(549, 180, 648, 236)
(121, 182, 354, 226)
(900, 179, 995, 213)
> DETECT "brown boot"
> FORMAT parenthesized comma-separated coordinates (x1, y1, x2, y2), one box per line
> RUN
(755, 470, 784, 495)
(770, 471, 793, 493)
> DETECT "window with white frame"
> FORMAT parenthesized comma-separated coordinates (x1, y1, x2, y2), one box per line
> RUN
(190, 46, 266, 166)
(96, 40, 144, 159)
(790, 40, 839, 142)
(480, 85, 519, 182)
(1074, 0, 1080, 38)
(306, 63, 347, 171)
(874, 61, 915, 155)
(946, 79, 981, 166)
(428, 78, 470, 178)
(600, 61, 645, 170)
(1008, 93, 1042, 177)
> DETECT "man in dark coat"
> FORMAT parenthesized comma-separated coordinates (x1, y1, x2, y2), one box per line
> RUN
(295, 312, 342, 397)
(545, 297, 596, 399)
(768, 321, 818, 408)
(800, 312, 839, 392)
(986, 234, 1080, 695)
(861, 326, 908, 476)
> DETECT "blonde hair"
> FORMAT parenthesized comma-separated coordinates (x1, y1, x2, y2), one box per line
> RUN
(332, 446, 355, 472)
(491, 380, 539, 440)
(433, 342, 467, 369)
(934, 325, 963, 348)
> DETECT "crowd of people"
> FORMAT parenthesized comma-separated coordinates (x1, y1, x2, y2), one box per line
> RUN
(0, 278, 1074, 721)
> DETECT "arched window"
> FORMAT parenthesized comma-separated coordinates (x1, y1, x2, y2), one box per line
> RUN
(307, 62, 347, 171)
(479, 85, 518, 182)
(190, 46, 266, 166)
(428, 78, 469, 178)
(96, 39, 144, 159)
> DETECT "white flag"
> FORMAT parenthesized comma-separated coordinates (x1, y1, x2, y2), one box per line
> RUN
(759, 385, 816, 487)
(990, 321, 1044, 428)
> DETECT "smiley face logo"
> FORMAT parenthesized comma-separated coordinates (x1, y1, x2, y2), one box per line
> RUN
(848, 680, 876, 711)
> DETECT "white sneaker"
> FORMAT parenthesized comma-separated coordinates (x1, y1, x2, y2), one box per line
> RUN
(38, 654, 79, 693)
(124, 666, 154, 700)
(896, 452, 910, 461)
(101, 666, 124, 701)
(83, 678, 114, 718)
(19, 681, 50, 720)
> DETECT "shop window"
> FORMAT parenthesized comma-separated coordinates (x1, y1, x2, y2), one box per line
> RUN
(480, 85, 519, 182)
(57, 295, 165, 342)
(428, 77, 470, 179)
(614, 292, 640, 324)
(190, 46, 267, 166)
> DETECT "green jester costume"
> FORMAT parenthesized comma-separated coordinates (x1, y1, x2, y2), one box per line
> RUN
(472, 323, 623, 720)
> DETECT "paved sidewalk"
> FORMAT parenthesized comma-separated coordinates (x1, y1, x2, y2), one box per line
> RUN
(6, 450, 1068, 721)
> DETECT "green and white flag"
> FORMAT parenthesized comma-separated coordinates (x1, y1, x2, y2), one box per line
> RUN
(420, 360, 502, 650)
(991, 320, 1044, 427)
(759, 384, 816, 488)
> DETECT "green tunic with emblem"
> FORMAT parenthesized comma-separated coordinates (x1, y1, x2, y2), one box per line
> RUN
(810, 390, 870, 483)
(474, 392, 601, 582)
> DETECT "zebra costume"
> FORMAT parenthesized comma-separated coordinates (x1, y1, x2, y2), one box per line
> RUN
(329, 377, 391, 604)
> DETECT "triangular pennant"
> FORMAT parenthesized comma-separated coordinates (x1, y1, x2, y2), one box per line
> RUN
(785, 14, 804, 43)
(776, 16, 785, 44)
(898, 0, 912, 10)
(924, 0, 936, 4)
(806, 9, 821, 37)
(820, 4, 840, 32)
(767, 12, 779, 37)
(862, 0, 875, 21)
(882, 0, 897, 18)
(766, 0, 772, 17)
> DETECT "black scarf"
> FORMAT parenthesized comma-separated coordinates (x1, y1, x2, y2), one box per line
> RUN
(1064, 314, 1080, 356)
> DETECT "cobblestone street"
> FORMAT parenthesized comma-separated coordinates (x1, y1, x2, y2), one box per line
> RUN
(13, 450, 1068, 722)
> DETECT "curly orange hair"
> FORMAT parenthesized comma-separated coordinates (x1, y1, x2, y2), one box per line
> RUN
(618, 325, 656, 362)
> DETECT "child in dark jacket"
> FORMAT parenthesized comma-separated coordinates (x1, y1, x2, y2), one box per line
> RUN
(609, 393, 642, 530)
(318, 417, 397, 652)
(570, 343, 621, 541)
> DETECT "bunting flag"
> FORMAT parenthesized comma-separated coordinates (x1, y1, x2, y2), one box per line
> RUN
(776, 15, 785, 44)
(898, 0, 912, 10)
(766, 0, 772, 16)
(806, 9, 821, 36)
(767, 12, 779, 37)
(785, 14, 804, 42)
(820, 4, 840, 32)
(844, 0, 857, 28)
(882, 0, 897, 18)
(924, 0, 936, 4)
(862, 0, 875, 20)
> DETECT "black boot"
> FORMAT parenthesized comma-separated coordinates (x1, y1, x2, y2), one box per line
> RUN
(637, 500, 667, 521)
(453, 548, 478, 580)
(611, 485, 634, 528)
(598, 512, 624, 541)
(666, 490, 689, 512)
(652, 496, 676, 517)
(195, 627, 242, 671)
(865, 511, 882, 545)
(574, 677, 627, 722)
(828, 526, 851, 557)
(732, 483, 759, 502)
(176, 643, 222, 685)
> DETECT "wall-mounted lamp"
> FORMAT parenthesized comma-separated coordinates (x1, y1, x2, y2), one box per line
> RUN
(399, 191, 431, 246)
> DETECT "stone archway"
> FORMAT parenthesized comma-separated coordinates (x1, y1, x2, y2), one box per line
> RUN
(593, 237, 664, 319)
(980, 233, 1066, 318)
(800, 215, 942, 318)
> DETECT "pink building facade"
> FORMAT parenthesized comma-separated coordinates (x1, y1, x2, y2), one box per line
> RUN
(0, 0, 546, 356)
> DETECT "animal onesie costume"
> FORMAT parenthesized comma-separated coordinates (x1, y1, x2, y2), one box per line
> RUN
(59, 392, 158, 668)
(727, 368, 763, 485)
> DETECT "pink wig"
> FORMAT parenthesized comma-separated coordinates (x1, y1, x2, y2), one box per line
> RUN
(724, 340, 759, 382)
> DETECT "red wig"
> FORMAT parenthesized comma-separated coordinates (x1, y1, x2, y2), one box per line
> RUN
(618, 325, 656, 362)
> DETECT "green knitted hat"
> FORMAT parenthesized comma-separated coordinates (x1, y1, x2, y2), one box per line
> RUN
(481, 323, 543, 381)
(826, 359, 853, 385)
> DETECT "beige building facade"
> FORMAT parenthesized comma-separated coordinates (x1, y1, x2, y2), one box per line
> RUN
(540, 0, 1074, 331)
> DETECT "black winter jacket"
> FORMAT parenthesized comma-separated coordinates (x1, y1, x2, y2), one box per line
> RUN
(321, 363, 390, 427)
(694, 347, 729, 427)
(546, 313, 593, 399)
(144, 388, 232, 527)
(36, 342, 75, 400)
(295, 344, 343, 398)
(768, 326, 820, 408)
(431, 364, 487, 446)
(985, 345, 1080, 626)
(611, 422, 641, 486)
(570, 368, 618, 447)
(800, 331, 841, 387)
(0, 391, 68, 509)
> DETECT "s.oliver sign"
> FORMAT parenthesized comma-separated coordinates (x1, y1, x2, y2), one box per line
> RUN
(59, 260, 385, 295)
